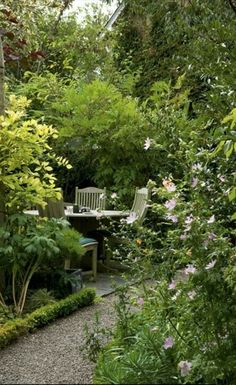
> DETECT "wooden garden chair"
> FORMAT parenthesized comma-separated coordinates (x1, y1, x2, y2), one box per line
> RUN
(130, 187, 151, 224)
(104, 187, 151, 267)
(75, 187, 106, 210)
(38, 196, 98, 280)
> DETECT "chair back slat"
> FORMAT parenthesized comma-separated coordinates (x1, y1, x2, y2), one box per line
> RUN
(131, 187, 151, 223)
(75, 187, 106, 210)
(38, 197, 65, 219)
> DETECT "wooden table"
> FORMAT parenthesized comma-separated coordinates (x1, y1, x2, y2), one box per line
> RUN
(24, 209, 129, 233)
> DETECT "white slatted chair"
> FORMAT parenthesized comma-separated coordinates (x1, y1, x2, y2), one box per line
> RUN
(75, 187, 106, 210)
(130, 187, 151, 224)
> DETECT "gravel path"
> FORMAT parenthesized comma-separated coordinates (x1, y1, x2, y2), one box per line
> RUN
(0, 294, 117, 384)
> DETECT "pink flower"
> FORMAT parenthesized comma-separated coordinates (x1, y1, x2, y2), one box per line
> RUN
(205, 260, 216, 270)
(207, 215, 215, 223)
(184, 264, 197, 275)
(166, 214, 178, 223)
(164, 198, 177, 211)
(168, 280, 176, 290)
(178, 360, 192, 377)
(163, 336, 174, 349)
(162, 179, 176, 192)
(191, 177, 198, 188)
(144, 137, 152, 150)
(137, 297, 144, 306)
(188, 290, 197, 300)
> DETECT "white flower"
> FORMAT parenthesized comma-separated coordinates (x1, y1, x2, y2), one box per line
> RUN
(188, 290, 197, 300)
(125, 212, 137, 224)
(192, 163, 203, 171)
(111, 192, 118, 199)
(205, 260, 216, 270)
(207, 215, 215, 223)
(144, 137, 152, 150)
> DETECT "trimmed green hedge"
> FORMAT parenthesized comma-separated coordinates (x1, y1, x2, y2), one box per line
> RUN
(0, 288, 96, 349)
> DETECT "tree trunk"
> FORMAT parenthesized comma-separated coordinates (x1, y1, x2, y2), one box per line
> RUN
(0, 35, 5, 116)
(0, 35, 6, 292)
(0, 34, 5, 225)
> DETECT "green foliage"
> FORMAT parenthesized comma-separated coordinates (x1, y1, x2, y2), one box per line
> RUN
(94, 105, 236, 383)
(0, 213, 85, 314)
(25, 289, 56, 312)
(0, 288, 96, 349)
(115, 0, 236, 120)
(49, 79, 154, 197)
(0, 94, 71, 212)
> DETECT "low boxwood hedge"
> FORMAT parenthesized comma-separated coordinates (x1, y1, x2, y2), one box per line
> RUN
(0, 288, 96, 349)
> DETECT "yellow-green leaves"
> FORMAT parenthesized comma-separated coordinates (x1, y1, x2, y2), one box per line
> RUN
(0, 95, 71, 211)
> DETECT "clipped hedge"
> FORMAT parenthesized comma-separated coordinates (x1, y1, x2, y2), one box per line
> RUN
(0, 288, 96, 349)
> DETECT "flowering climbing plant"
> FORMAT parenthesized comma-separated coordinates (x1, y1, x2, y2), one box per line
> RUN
(94, 107, 236, 384)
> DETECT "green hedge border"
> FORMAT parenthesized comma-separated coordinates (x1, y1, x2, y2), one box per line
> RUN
(0, 288, 96, 349)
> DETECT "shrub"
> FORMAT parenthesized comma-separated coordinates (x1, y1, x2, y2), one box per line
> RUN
(0, 288, 96, 349)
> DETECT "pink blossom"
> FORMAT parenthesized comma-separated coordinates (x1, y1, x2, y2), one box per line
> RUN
(178, 360, 192, 377)
(164, 198, 177, 211)
(168, 280, 177, 290)
(184, 264, 197, 275)
(188, 290, 197, 300)
(137, 297, 144, 306)
(191, 177, 198, 188)
(162, 179, 176, 192)
(166, 214, 178, 223)
(207, 215, 215, 223)
(205, 260, 216, 270)
(144, 137, 152, 150)
(163, 336, 174, 349)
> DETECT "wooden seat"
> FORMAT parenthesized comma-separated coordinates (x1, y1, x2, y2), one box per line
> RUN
(38, 196, 98, 280)
(75, 187, 106, 210)
(130, 187, 151, 224)
(104, 187, 151, 267)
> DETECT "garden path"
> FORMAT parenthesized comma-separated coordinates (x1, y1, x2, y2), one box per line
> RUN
(0, 280, 120, 384)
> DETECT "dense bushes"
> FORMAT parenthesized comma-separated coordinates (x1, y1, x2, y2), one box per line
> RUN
(0, 288, 95, 349)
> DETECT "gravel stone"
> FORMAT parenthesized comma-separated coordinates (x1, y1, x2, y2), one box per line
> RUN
(0, 294, 117, 384)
